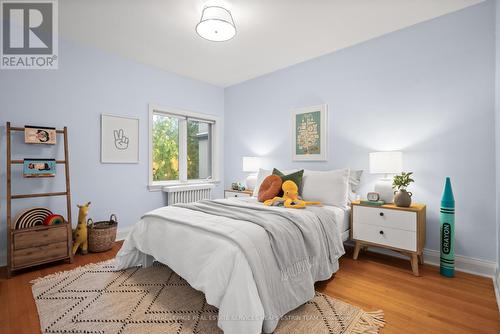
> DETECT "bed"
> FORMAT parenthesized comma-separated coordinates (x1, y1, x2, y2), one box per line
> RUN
(116, 168, 358, 334)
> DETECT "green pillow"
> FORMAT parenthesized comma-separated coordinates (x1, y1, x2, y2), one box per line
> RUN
(272, 168, 304, 196)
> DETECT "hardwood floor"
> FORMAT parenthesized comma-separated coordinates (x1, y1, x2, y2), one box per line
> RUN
(1, 242, 499, 334)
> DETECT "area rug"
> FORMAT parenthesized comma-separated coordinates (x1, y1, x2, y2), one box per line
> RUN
(31, 260, 384, 334)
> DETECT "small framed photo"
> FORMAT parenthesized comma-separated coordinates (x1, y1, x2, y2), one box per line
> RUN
(23, 159, 56, 177)
(101, 114, 139, 163)
(24, 126, 56, 144)
(292, 104, 328, 161)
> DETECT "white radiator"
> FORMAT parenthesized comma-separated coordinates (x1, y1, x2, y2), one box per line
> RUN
(163, 184, 215, 205)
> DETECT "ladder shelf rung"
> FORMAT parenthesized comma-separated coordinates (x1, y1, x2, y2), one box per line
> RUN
(10, 126, 64, 133)
(11, 160, 66, 164)
(11, 191, 68, 199)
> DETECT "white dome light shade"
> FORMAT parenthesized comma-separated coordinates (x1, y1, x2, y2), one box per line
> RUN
(196, 6, 236, 42)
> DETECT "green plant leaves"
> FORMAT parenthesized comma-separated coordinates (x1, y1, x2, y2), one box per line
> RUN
(392, 172, 415, 190)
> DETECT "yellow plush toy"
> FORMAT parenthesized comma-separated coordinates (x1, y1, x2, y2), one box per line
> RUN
(264, 180, 321, 209)
(72, 202, 91, 255)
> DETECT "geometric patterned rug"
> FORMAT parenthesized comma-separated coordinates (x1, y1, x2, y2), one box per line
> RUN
(31, 260, 384, 334)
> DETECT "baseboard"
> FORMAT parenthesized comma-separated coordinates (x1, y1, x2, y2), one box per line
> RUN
(422, 249, 497, 278)
(114, 229, 495, 278)
(494, 268, 500, 312)
(112, 232, 500, 309)
(345, 240, 497, 278)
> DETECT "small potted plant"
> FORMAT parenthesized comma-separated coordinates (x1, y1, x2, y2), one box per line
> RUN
(392, 172, 414, 207)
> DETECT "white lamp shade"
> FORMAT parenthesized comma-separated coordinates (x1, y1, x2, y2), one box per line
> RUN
(196, 6, 236, 42)
(242, 157, 260, 172)
(369, 152, 402, 174)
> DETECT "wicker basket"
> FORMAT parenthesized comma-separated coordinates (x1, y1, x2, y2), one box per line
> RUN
(87, 214, 118, 253)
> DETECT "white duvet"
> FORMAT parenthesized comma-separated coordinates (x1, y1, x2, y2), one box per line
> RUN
(115, 197, 346, 334)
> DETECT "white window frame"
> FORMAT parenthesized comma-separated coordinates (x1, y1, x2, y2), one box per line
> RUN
(148, 104, 220, 191)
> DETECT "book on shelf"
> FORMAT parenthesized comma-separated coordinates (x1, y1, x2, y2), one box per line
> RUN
(360, 200, 385, 206)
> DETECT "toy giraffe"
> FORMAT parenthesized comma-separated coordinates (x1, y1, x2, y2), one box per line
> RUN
(72, 202, 91, 255)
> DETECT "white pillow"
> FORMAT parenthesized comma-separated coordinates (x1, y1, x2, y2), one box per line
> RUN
(349, 170, 363, 192)
(348, 169, 363, 202)
(252, 168, 272, 197)
(301, 168, 350, 209)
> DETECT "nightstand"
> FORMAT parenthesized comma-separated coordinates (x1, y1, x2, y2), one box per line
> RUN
(224, 189, 253, 199)
(350, 201, 426, 276)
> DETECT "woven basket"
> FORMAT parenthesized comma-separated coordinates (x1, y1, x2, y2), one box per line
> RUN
(87, 214, 118, 253)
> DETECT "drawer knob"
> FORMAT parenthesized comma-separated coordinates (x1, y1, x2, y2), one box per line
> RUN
(379, 230, 384, 235)
(379, 212, 384, 217)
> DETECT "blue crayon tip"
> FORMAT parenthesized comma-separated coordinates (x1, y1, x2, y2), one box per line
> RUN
(440, 266, 454, 278)
(441, 177, 455, 208)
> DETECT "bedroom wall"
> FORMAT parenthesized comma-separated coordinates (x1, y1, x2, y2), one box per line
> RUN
(224, 1, 496, 262)
(0, 40, 224, 266)
(496, 0, 500, 275)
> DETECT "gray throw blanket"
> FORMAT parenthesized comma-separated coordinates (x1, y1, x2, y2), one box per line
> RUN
(176, 200, 338, 280)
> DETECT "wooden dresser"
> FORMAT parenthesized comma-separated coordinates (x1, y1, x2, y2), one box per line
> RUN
(12, 224, 72, 269)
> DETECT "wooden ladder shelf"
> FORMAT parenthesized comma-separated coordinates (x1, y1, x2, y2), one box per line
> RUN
(5, 122, 74, 278)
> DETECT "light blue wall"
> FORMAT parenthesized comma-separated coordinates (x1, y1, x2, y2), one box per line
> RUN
(225, 1, 496, 261)
(0, 40, 224, 265)
(0, 2, 497, 266)
(496, 0, 500, 270)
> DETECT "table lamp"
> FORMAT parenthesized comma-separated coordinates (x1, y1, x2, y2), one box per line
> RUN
(242, 156, 260, 190)
(369, 151, 402, 203)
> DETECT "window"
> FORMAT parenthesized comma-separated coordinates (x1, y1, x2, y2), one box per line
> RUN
(151, 113, 179, 181)
(149, 105, 218, 189)
(187, 119, 212, 180)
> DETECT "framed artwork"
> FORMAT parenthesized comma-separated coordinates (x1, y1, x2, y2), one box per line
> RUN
(101, 114, 139, 163)
(24, 126, 56, 144)
(292, 104, 328, 161)
(23, 159, 56, 177)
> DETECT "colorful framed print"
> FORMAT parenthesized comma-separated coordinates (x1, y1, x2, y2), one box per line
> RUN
(24, 126, 56, 144)
(101, 114, 139, 164)
(23, 159, 56, 177)
(292, 104, 327, 161)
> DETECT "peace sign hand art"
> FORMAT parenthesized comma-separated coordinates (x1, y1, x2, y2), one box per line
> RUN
(113, 129, 129, 150)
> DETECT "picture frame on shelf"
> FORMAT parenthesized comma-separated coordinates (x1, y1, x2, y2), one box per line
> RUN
(23, 159, 56, 177)
(24, 125, 57, 144)
(292, 104, 328, 161)
(101, 114, 140, 164)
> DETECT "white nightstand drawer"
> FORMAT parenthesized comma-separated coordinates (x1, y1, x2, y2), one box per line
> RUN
(353, 223, 417, 252)
(224, 191, 251, 199)
(353, 205, 416, 232)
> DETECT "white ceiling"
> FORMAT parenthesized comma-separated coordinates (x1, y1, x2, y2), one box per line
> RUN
(61, 0, 483, 87)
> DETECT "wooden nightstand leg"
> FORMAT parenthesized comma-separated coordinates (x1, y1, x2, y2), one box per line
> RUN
(418, 253, 424, 265)
(353, 241, 362, 260)
(410, 253, 419, 276)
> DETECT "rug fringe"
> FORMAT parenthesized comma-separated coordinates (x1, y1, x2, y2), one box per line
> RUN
(350, 310, 385, 334)
(29, 259, 116, 285)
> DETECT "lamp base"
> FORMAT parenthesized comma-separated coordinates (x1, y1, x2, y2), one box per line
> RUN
(245, 173, 258, 191)
(374, 178, 394, 203)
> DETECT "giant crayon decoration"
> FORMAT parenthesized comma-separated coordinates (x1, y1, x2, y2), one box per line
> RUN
(440, 177, 455, 277)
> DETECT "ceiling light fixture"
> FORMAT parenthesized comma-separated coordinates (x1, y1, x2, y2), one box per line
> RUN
(196, 6, 236, 42)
